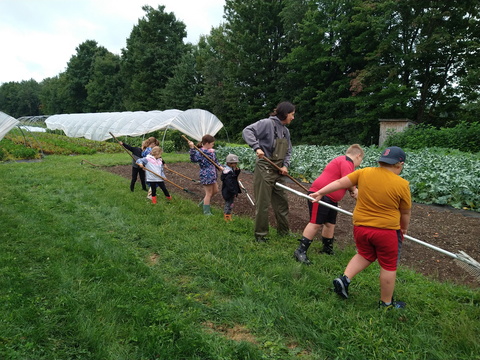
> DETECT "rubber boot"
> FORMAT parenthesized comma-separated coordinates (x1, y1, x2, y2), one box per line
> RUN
(203, 204, 213, 216)
(224, 214, 232, 222)
(294, 237, 312, 265)
(152, 196, 157, 204)
(166, 196, 172, 202)
(320, 237, 335, 255)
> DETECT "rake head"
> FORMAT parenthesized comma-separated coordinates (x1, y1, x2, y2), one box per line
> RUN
(454, 251, 480, 282)
(182, 188, 203, 198)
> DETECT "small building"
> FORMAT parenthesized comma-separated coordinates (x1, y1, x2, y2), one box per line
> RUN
(378, 118, 416, 146)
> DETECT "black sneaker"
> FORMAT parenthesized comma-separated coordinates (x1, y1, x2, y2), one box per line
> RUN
(294, 249, 312, 265)
(333, 276, 349, 299)
(378, 299, 406, 310)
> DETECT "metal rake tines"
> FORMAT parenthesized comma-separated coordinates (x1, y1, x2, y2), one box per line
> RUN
(454, 251, 480, 281)
(275, 181, 480, 282)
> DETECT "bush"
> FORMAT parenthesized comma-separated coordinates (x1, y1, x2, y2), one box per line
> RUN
(162, 140, 175, 153)
(385, 121, 480, 153)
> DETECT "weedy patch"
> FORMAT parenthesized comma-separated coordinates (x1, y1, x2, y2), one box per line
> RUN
(202, 321, 258, 344)
(147, 253, 160, 265)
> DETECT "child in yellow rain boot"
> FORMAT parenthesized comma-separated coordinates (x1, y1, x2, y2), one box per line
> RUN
(221, 154, 241, 222)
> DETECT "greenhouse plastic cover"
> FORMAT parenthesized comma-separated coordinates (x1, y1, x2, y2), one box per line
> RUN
(45, 109, 224, 142)
(0, 111, 20, 141)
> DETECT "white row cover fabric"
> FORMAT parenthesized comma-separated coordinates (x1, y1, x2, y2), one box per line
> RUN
(45, 109, 223, 142)
(0, 112, 20, 141)
(19, 125, 47, 133)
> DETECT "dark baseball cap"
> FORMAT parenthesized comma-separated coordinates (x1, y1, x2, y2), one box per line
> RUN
(378, 146, 406, 164)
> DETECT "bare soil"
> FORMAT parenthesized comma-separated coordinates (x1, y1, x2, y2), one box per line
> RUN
(105, 162, 480, 288)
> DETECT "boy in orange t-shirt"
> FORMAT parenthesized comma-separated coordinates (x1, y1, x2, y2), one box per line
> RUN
(311, 146, 411, 310)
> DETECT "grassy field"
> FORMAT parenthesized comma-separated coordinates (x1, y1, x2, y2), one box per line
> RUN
(1, 153, 479, 359)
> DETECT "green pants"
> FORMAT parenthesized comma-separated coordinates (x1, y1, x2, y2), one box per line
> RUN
(253, 159, 289, 237)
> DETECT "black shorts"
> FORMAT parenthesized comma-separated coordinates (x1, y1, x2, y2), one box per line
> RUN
(307, 193, 338, 225)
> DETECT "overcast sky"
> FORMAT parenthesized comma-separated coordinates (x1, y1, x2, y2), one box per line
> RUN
(0, 0, 226, 84)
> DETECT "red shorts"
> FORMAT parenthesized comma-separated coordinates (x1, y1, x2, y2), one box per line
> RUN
(353, 226, 403, 271)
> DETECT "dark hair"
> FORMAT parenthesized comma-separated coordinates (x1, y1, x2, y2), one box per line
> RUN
(197, 134, 215, 147)
(271, 101, 295, 121)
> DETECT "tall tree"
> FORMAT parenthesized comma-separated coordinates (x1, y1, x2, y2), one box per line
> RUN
(195, 27, 236, 132)
(159, 46, 198, 110)
(63, 40, 110, 113)
(86, 52, 124, 112)
(218, 0, 291, 135)
(0, 79, 41, 117)
(282, 0, 372, 144)
(39, 75, 69, 115)
(350, 0, 480, 128)
(121, 5, 188, 111)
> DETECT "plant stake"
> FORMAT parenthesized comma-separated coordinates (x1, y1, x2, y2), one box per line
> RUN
(276, 182, 480, 281)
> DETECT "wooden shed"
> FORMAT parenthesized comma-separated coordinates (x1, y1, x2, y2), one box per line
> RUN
(378, 118, 416, 146)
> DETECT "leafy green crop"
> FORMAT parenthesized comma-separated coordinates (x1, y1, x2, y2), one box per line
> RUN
(217, 145, 480, 212)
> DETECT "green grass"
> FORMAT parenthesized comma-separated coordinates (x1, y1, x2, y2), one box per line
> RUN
(1, 153, 479, 359)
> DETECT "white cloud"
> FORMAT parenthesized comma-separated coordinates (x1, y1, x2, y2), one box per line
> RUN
(0, 0, 225, 84)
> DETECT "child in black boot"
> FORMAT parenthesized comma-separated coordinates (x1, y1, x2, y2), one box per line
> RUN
(119, 141, 148, 192)
(320, 236, 335, 255)
(293, 144, 364, 264)
(294, 236, 313, 265)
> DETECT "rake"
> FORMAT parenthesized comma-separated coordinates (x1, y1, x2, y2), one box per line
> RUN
(165, 167, 200, 183)
(80, 159, 100, 167)
(275, 182, 480, 281)
(238, 180, 255, 206)
(261, 156, 310, 193)
(181, 134, 223, 171)
(110, 132, 201, 198)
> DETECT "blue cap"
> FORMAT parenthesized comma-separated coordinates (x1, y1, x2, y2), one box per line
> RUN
(378, 146, 406, 164)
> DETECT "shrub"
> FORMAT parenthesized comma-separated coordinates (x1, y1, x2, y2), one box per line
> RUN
(162, 140, 175, 153)
(385, 121, 480, 153)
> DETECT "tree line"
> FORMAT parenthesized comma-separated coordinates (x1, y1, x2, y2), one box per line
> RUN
(1, 1, 479, 145)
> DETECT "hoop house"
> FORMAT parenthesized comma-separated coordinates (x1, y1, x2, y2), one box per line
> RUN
(0, 112, 20, 141)
(45, 109, 223, 141)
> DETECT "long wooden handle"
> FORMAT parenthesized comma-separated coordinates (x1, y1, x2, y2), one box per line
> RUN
(182, 134, 222, 171)
(110, 132, 186, 192)
(109, 132, 137, 161)
(261, 156, 309, 193)
(142, 167, 186, 191)
(165, 167, 198, 182)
